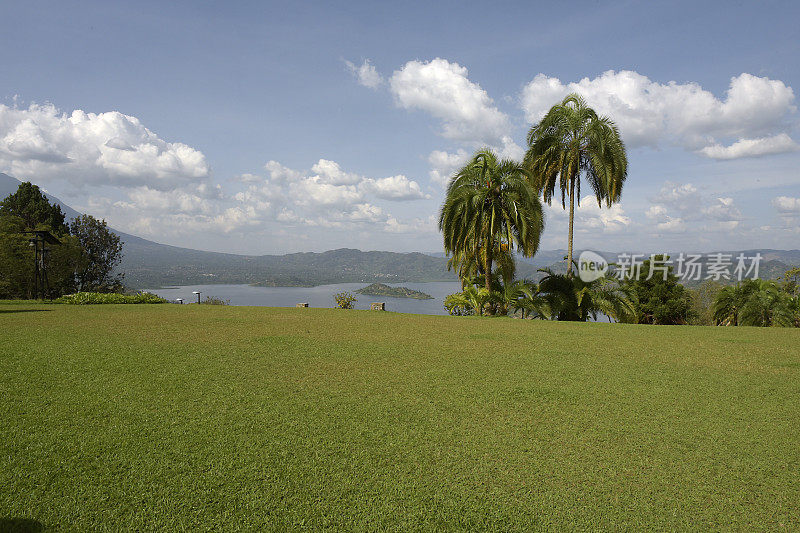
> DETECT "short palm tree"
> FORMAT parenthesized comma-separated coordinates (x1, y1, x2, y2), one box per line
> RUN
(715, 280, 796, 327)
(444, 285, 493, 317)
(538, 265, 636, 322)
(713, 283, 751, 326)
(524, 94, 627, 276)
(739, 280, 796, 327)
(510, 280, 551, 319)
(439, 149, 544, 308)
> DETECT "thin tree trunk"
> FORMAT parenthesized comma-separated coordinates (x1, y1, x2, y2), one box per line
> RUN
(484, 236, 493, 315)
(566, 178, 575, 277)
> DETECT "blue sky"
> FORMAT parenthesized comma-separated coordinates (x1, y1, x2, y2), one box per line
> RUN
(1, 0, 799, 254)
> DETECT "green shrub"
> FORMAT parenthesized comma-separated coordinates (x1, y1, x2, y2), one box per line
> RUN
(56, 292, 167, 305)
(333, 291, 357, 309)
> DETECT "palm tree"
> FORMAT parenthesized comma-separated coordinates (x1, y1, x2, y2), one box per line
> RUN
(713, 283, 751, 326)
(538, 265, 636, 322)
(510, 279, 551, 319)
(447, 241, 515, 291)
(443, 285, 493, 317)
(715, 280, 797, 327)
(524, 94, 627, 276)
(739, 280, 796, 327)
(439, 149, 545, 310)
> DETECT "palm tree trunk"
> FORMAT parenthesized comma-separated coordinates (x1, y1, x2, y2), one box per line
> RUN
(484, 237, 493, 315)
(566, 178, 575, 277)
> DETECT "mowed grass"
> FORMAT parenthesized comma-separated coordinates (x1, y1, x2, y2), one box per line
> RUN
(1, 303, 799, 531)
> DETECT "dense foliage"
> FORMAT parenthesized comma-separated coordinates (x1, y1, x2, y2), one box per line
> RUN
(57, 292, 166, 304)
(0, 181, 69, 233)
(539, 267, 636, 322)
(70, 214, 125, 292)
(200, 296, 230, 305)
(0, 182, 125, 299)
(0, 185, 84, 299)
(622, 256, 693, 325)
(687, 280, 724, 325)
(713, 278, 798, 327)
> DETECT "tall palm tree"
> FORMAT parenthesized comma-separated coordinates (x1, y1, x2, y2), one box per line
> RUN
(447, 241, 515, 291)
(439, 149, 544, 304)
(524, 94, 627, 276)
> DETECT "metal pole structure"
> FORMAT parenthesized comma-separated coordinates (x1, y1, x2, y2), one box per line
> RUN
(23, 232, 60, 300)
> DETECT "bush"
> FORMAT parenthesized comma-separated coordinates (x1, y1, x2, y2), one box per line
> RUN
(334, 291, 357, 309)
(56, 292, 167, 305)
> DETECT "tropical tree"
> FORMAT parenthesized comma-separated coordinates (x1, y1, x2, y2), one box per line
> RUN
(537, 265, 636, 322)
(738, 279, 796, 327)
(447, 241, 516, 291)
(0, 181, 69, 233)
(444, 285, 493, 317)
(524, 94, 627, 276)
(713, 283, 751, 326)
(623, 255, 693, 325)
(714, 279, 797, 327)
(0, 183, 82, 299)
(70, 214, 125, 293)
(783, 266, 800, 297)
(509, 280, 551, 319)
(439, 149, 544, 312)
(687, 280, 724, 325)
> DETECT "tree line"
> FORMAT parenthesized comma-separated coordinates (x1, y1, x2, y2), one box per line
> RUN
(0, 182, 124, 299)
(439, 94, 800, 327)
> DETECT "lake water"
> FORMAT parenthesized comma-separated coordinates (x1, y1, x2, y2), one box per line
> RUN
(146, 282, 463, 315)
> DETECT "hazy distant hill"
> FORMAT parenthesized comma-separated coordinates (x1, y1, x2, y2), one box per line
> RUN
(2, 172, 798, 288)
(0, 173, 458, 287)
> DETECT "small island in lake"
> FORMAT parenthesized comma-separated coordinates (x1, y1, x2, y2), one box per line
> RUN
(355, 283, 433, 300)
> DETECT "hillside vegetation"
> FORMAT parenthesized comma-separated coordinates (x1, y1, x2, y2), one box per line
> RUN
(2, 303, 798, 530)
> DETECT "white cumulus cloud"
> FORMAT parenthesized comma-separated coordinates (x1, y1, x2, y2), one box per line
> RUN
(227, 158, 429, 232)
(389, 58, 510, 145)
(0, 103, 210, 189)
(310, 159, 362, 185)
(427, 149, 469, 187)
(361, 174, 429, 200)
(520, 70, 797, 158)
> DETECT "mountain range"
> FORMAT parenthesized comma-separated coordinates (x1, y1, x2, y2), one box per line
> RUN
(1, 172, 798, 288)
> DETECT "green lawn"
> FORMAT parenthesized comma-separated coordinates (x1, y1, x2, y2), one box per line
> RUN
(2, 303, 799, 531)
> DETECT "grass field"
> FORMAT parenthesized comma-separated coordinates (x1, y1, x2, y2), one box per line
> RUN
(2, 303, 799, 531)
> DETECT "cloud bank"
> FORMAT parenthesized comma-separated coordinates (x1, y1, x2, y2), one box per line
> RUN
(520, 70, 798, 159)
(0, 103, 210, 189)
